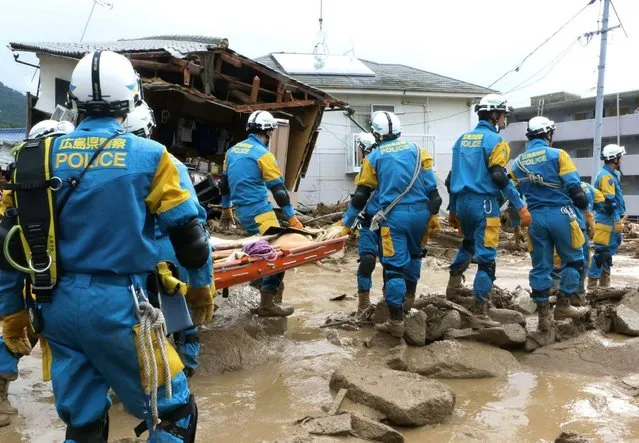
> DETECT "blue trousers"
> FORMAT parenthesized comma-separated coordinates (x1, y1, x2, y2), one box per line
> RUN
(236, 204, 283, 292)
(553, 233, 590, 293)
(378, 205, 428, 308)
(0, 338, 19, 380)
(357, 223, 378, 292)
(588, 221, 622, 279)
(41, 273, 192, 442)
(450, 194, 501, 301)
(173, 326, 200, 372)
(528, 207, 584, 303)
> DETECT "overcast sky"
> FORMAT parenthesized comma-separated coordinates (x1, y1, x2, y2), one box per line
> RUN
(0, 0, 636, 108)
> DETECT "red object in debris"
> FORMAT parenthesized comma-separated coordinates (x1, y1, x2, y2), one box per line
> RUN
(212, 237, 347, 289)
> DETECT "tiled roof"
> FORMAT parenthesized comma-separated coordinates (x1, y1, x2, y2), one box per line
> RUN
(256, 54, 494, 96)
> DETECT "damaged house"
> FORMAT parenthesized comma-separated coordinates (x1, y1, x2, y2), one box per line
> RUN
(8, 36, 345, 204)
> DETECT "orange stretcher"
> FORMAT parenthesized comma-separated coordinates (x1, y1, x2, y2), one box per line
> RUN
(213, 236, 347, 289)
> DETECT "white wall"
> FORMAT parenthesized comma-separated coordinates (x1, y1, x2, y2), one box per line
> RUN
(34, 54, 76, 115)
(298, 92, 476, 206)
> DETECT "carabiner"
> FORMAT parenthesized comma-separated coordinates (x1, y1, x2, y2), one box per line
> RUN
(483, 199, 493, 215)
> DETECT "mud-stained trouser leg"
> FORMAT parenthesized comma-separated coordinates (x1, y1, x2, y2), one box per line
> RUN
(588, 222, 621, 279)
(357, 225, 378, 292)
(174, 326, 200, 376)
(41, 274, 195, 443)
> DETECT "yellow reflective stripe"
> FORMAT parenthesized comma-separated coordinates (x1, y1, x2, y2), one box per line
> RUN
(223, 156, 228, 173)
(553, 249, 561, 268)
(40, 336, 52, 382)
(146, 149, 191, 216)
(599, 174, 616, 196)
(256, 152, 283, 182)
(356, 158, 378, 189)
(488, 140, 511, 168)
(44, 137, 57, 282)
(380, 226, 395, 257)
(133, 324, 184, 389)
(593, 188, 605, 204)
(254, 211, 280, 235)
(570, 219, 585, 249)
(420, 147, 434, 171)
(593, 223, 613, 246)
(509, 168, 518, 184)
(558, 150, 578, 176)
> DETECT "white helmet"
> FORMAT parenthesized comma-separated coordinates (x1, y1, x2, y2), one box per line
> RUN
(246, 111, 278, 132)
(370, 111, 401, 140)
(68, 51, 142, 116)
(123, 101, 156, 138)
(526, 116, 556, 139)
(28, 119, 75, 139)
(475, 94, 513, 115)
(356, 132, 377, 155)
(601, 144, 626, 161)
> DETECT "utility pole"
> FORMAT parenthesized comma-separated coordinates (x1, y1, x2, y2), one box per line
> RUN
(591, 0, 610, 183)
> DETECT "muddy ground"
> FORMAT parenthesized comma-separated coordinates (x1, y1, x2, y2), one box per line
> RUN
(2, 242, 639, 443)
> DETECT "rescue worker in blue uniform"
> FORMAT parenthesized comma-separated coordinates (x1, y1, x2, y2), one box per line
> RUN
(0, 120, 75, 428)
(342, 132, 379, 315)
(447, 94, 531, 328)
(341, 111, 442, 337)
(220, 110, 304, 317)
(0, 51, 213, 442)
(511, 116, 591, 331)
(123, 103, 203, 377)
(587, 143, 626, 289)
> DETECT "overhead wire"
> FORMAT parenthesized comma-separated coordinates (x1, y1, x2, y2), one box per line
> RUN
(610, 0, 629, 38)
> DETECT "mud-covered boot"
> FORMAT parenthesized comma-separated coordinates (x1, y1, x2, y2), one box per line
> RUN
(587, 276, 598, 291)
(0, 414, 9, 427)
(599, 269, 611, 288)
(446, 273, 473, 300)
(374, 305, 405, 338)
(0, 378, 17, 415)
(536, 302, 553, 332)
(554, 293, 590, 320)
(403, 281, 417, 314)
(357, 290, 371, 314)
(469, 299, 500, 329)
(256, 289, 294, 317)
(275, 282, 285, 304)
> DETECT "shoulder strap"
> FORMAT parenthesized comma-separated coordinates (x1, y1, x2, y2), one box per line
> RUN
(515, 155, 564, 189)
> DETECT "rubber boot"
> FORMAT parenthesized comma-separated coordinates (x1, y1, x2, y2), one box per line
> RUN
(536, 302, 553, 332)
(587, 276, 598, 291)
(0, 414, 9, 428)
(599, 269, 611, 288)
(374, 305, 405, 338)
(357, 290, 371, 314)
(0, 379, 17, 415)
(469, 299, 500, 329)
(256, 289, 294, 317)
(445, 273, 473, 300)
(554, 293, 590, 320)
(275, 281, 285, 304)
(403, 281, 417, 314)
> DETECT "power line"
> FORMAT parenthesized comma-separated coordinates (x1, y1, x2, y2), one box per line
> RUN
(488, 0, 596, 88)
(610, 0, 629, 37)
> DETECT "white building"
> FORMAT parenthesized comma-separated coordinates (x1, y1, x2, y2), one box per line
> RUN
(256, 53, 494, 207)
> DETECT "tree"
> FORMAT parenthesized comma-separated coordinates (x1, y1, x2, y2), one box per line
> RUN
(0, 83, 26, 128)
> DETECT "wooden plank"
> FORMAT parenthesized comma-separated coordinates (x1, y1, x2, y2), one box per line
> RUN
(250, 76, 260, 103)
(215, 56, 223, 73)
(236, 99, 319, 112)
(219, 52, 243, 68)
(131, 58, 202, 76)
(276, 83, 284, 103)
(327, 389, 348, 415)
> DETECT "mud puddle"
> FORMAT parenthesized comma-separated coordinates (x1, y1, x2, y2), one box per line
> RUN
(2, 250, 639, 442)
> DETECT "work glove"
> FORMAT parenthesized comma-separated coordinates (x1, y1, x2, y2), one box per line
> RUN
(513, 227, 526, 244)
(288, 216, 304, 230)
(185, 286, 214, 325)
(219, 207, 237, 231)
(585, 211, 596, 240)
(448, 213, 462, 235)
(336, 220, 351, 237)
(157, 261, 187, 297)
(428, 215, 441, 235)
(2, 309, 32, 356)
(518, 206, 532, 229)
(615, 220, 625, 233)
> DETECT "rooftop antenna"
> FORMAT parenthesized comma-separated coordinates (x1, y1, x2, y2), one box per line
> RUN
(80, 0, 113, 42)
(313, 0, 328, 70)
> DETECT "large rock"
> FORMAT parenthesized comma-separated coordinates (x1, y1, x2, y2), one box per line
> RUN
(475, 324, 527, 348)
(198, 327, 274, 374)
(329, 361, 455, 426)
(487, 308, 526, 327)
(524, 329, 556, 352)
(302, 413, 352, 436)
(374, 301, 390, 324)
(427, 310, 462, 341)
(614, 304, 639, 336)
(620, 289, 639, 312)
(387, 341, 409, 371)
(350, 412, 404, 443)
(407, 340, 520, 378)
(512, 289, 537, 315)
(404, 311, 427, 346)
(554, 431, 592, 443)
(523, 331, 639, 377)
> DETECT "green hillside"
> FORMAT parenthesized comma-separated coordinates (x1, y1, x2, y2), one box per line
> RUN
(0, 82, 26, 128)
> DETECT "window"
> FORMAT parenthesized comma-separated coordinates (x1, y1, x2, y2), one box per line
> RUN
(55, 78, 70, 108)
(371, 105, 395, 113)
(574, 111, 590, 121)
(346, 132, 363, 173)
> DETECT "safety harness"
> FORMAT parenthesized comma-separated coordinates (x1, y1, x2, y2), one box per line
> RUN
(370, 144, 422, 231)
(515, 156, 563, 189)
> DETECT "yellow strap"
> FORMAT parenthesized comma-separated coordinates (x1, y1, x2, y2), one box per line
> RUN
(156, 261, 187, 297)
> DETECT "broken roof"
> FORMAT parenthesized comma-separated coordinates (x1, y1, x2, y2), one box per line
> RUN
(256, 53, 495, 96)
(9, 35, 228, 59)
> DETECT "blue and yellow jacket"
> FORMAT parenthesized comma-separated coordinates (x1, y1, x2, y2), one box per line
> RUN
(510, 138, 581, 211)
(593, 164, 625, 224)
(155, 155, 211, 288)
(575, 181, 604, 230)
(0, 117, 212, 314)
(221, 134, 295, 218)
(355, 138, 437, 209)
(342, 174, 381, 228)
(450, 121, 524, 211)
